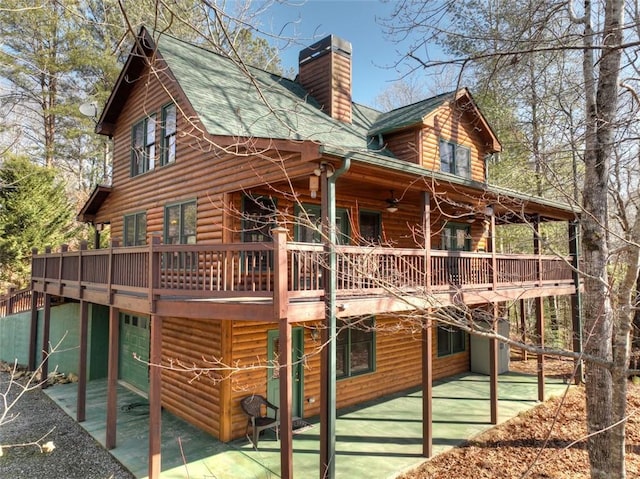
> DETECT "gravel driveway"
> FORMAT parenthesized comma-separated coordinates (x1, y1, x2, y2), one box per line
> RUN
(0, 372, 135, 479)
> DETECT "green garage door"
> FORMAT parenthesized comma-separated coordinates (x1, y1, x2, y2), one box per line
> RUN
(119, 313, 150, 394)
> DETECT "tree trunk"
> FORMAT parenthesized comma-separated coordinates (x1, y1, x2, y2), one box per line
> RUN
(580, 0, 625, 477)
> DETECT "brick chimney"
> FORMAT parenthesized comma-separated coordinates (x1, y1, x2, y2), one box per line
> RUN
(298, 35, 352, 124)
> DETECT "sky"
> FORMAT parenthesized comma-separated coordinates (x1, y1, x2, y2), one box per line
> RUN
(261, 0, 425, 108)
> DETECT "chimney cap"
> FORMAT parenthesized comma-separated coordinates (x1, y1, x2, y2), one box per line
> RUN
(299, 35, 352, 64)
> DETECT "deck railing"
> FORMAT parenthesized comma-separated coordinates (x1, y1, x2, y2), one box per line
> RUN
(0, 287, 41, 317)
(286, 245, 573, 298)
(30, 236, 575, 303)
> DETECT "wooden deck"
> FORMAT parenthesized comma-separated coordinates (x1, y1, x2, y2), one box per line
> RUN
(28, 232, 576, 321)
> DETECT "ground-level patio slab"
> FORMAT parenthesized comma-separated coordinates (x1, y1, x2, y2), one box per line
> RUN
(45, 372, 569, 478)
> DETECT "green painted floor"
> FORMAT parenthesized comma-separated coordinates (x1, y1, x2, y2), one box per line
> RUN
(44, 372, 569, 479)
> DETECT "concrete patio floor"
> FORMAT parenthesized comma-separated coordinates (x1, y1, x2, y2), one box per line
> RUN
(44, 372, 569, 479)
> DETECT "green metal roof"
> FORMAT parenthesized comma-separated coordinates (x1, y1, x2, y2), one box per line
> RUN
(154, 33, 573, 218)
(157, 34, 385, 152)
(367, 91, 456, 136)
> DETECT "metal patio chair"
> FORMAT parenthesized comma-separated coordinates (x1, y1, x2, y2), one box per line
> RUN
(240, 394, 280, 447)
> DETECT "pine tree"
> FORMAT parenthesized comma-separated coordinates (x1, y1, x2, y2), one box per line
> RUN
(0, 157, 77, 287)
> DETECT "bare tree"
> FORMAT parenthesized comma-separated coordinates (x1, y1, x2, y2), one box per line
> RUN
(379, 0, 639, 477)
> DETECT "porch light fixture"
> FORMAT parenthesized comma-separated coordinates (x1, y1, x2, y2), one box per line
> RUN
(309, 175, 319, 198)
(385, 190, 399, 213)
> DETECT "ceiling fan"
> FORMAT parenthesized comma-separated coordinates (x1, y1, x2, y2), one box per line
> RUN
(385, 190, 399, 213)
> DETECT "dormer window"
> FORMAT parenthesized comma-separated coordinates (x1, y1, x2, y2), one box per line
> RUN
(131, 115, 156, 176)
(439, 139, 470, 178)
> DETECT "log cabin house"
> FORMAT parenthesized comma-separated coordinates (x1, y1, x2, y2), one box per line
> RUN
(28, 28, 580, 478)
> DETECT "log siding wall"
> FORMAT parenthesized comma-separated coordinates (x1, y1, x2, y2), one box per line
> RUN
(384, 102, 489, 183)
(384, 129, 420, 164)
(161, 316, 224, 437)
(226, 315, 470, 441)
(423, 104, 487, 182)
(94, 59, 310, 246)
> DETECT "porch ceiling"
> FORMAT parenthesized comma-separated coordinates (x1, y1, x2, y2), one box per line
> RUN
(283, 168, 575, 225)
(314, 149, 577, 224)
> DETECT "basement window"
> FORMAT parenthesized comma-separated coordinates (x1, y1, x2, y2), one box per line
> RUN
(437, 325, 467, 357)
(336, 316, 375, 379)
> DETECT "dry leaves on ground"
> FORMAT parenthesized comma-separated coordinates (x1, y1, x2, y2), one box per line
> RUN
(399, 358, 640, 479)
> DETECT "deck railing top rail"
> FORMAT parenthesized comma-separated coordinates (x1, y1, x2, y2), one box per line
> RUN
(0, 287, 41, 318)
(30, 240, 576, 305)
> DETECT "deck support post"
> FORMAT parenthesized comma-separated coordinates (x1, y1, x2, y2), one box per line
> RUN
(148, 314, 163, 479)
(519, 299, 527, 361)
(106, 306, 119, 449)
(422, 311, 433, 457)
(40, 293, 51, 389)
(273, 227, 293, 479)
(533, 218, 545, 401)
(535, 298, 545, 401)
(28, 284, 39, 371)
(77, 300, 89, 422)
(489, 303, 499, 424)
(568, 220, 583, 384)
(422, 192, 431, 293)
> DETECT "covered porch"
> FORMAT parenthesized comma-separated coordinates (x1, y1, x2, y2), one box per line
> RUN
(44, 371, 570, 479)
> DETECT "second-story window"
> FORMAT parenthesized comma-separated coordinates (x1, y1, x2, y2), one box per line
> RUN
(242, 195, 277, 271)
(161, 103, 177, 166)
(164, 200, 196, 244)
(439, 139, 470, 178)
(295, 204, 350, 244)
(242, 195, 276, 243)
(123, 212, 147, 246)
(131, 115, 156, 176)
(359, 210, 381, 245)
